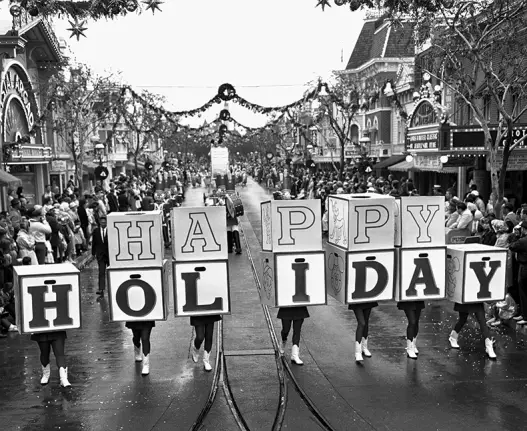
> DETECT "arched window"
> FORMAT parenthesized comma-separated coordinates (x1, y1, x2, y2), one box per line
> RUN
(350, 124, 359, 144)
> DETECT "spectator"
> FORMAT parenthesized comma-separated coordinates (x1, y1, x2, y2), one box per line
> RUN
(450, 202, 473, 229)
(16, 220, 37, 265)
(28, 207, 51, 264)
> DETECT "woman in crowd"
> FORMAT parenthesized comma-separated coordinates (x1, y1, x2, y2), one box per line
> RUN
(16, 220, 38, 265)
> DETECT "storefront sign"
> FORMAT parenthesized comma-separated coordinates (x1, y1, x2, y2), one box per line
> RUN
(51, 160, 67, 172)
(1, 67, 35, 131)
(486, 151, 527, 171)
(451, 125, 527, 151)
(414, 155, 442, 169)
(407, 132, 439, 150)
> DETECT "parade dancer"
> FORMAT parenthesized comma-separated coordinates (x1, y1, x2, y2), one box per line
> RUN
(350, 301, 377, 362)
(397, 300, 425, 359)
(32, 330, 71, 387)
(190, 314, 221, 371)
(448, 303, 497, 359)
(126, 321, 155, 375)
(277, 306, 309, 365)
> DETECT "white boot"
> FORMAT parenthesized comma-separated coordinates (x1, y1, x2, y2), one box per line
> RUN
(134, 346, 143, 362)
(279, 340, 286, 355)
(40, 364, 51, 385)
(203, 351, 212, 371)
(191, 345, 200, 363)
(141, 354, 150, 375)
(406, 339, 417, 359)
(485, 338, 497, 360)
(59, 367, 71, 387)
(413, 336, 419, 355)
(355, 341, 364, 362)
(291, 345, 304, 365)
(361, 338, 372, 358)
(449, 330, 460, 349)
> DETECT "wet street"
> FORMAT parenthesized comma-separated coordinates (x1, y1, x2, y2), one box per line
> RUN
(3, 178, 527, 431)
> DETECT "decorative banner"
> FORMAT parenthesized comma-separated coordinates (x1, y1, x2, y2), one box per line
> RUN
(173, 260, 231, 317)
(328, 194, 395, 251)
(326, 243, 395, 304)
(107, 211, 164, 268)
(397, 196, 445, 247)
(395, 247, 446, 301)
(171, 206, 227, 262)
(446, 244, 507, 304)
(211, 146, 229, 175)
(260, 199, 322, 253)
(261, 251, 326, 307)
(107, 261, 169, 322)
(14, 263, 81, 334)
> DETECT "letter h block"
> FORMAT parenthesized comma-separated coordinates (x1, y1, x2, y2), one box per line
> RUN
(261, 251, 326, 307)
(327, 194, 395, 251)
(14, 263, 81, 334)
(107, 211, 164, 268)
(325, 242, 395, 305)
(395, 246, 446, 302)
(446, 244, 507, 304)
(107, 260, 170, 322)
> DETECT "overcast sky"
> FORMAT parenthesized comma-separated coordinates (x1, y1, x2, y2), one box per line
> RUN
(52, 0, 364, 126)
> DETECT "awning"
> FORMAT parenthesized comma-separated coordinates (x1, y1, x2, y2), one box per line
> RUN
(374, 154, 406, 170)
(389, 160, 415, 172)
(0, 169, 22, 186)
(389, 160, 458, 173)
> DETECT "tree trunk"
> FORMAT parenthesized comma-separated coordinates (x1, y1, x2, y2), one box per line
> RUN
(339, 138, 345, 181)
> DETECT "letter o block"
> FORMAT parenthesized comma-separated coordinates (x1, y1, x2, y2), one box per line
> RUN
(14, 263, 81, 334)
(446, 244, 507, 304)
(107, 260, 169, 322)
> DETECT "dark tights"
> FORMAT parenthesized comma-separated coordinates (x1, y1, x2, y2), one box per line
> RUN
(353, 308, 372, 343)
(454, 311, 490, 339)
(132, 327, 153, 356)
(37, 339, 66, 368)
(194, 323, 214, 353)
(404, 309, 422, 341)
(281, 319, 304, 346)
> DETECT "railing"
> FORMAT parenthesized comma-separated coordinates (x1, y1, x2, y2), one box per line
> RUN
(12, 11, 61, 57)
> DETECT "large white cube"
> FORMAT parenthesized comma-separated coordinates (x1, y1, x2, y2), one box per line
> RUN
(327, 194, 395, 251)
(261, 200, 322, 253)
(172, 206, 227, 261)
(396, 196, 445, 248)
(107, 260, 170, 322)
(446, 244, 507, 304)
(173, 260, 230, 316)
(14, 263, 81, 334)
(107, 210, 164, 268)
(326, 243, 395, 304)
(261, 251, 326, 307)
(395, 246, 446, 302)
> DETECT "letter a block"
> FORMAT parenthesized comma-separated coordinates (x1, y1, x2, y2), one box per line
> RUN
(261, 251, 326, 307)
(173, 260, 230, 316)
(107, 211, 164, 268)
(395, 247, 446, 301)
(107, 260, 170, 322)
(327, 194, 395, 251)
(396, 196, 445, 247)
(261, 200, 322, 252)
(325, 243, 395, 304)
(14, 263, 81, 334)
(446, 244, 507, 304)
(172, 206, 227, 261)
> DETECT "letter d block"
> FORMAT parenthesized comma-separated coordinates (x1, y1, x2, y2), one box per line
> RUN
(328, 194, 395, 251)
(395, 246, 446, 302)
(446, 244, 507, 304)
(397, 196, 445, 247)
(172, 206, 227, 261)
(326, 243, 395, 305)
(173, 260, 230, 317)
(14, 263, 81, 334)
(107, 260, 170, 322)
(261, 200, 322, 252)
(107, 211, 164, 268)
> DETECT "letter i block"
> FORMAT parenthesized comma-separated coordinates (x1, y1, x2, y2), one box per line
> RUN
(261, 200, 322, 252)
(327, 194, 395, 251)
(395, 196, 445, 247)
(261, 251, 326, 307)
(107, 260, 170, 322)
(14, 263, 81, 334)
(325, 242, 395, 305)
(395, 246, 446, 302)
(172, 206, 227, 261)
(173, 260, 231, 316)
(107, 210, 164, 268)
(446, 244, 507, 304)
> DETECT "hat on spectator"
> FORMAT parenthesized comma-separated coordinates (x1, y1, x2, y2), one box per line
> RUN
(471, 190, 479, 196)
(32, 206, 43, 217)
(11, 198, 19, 206)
